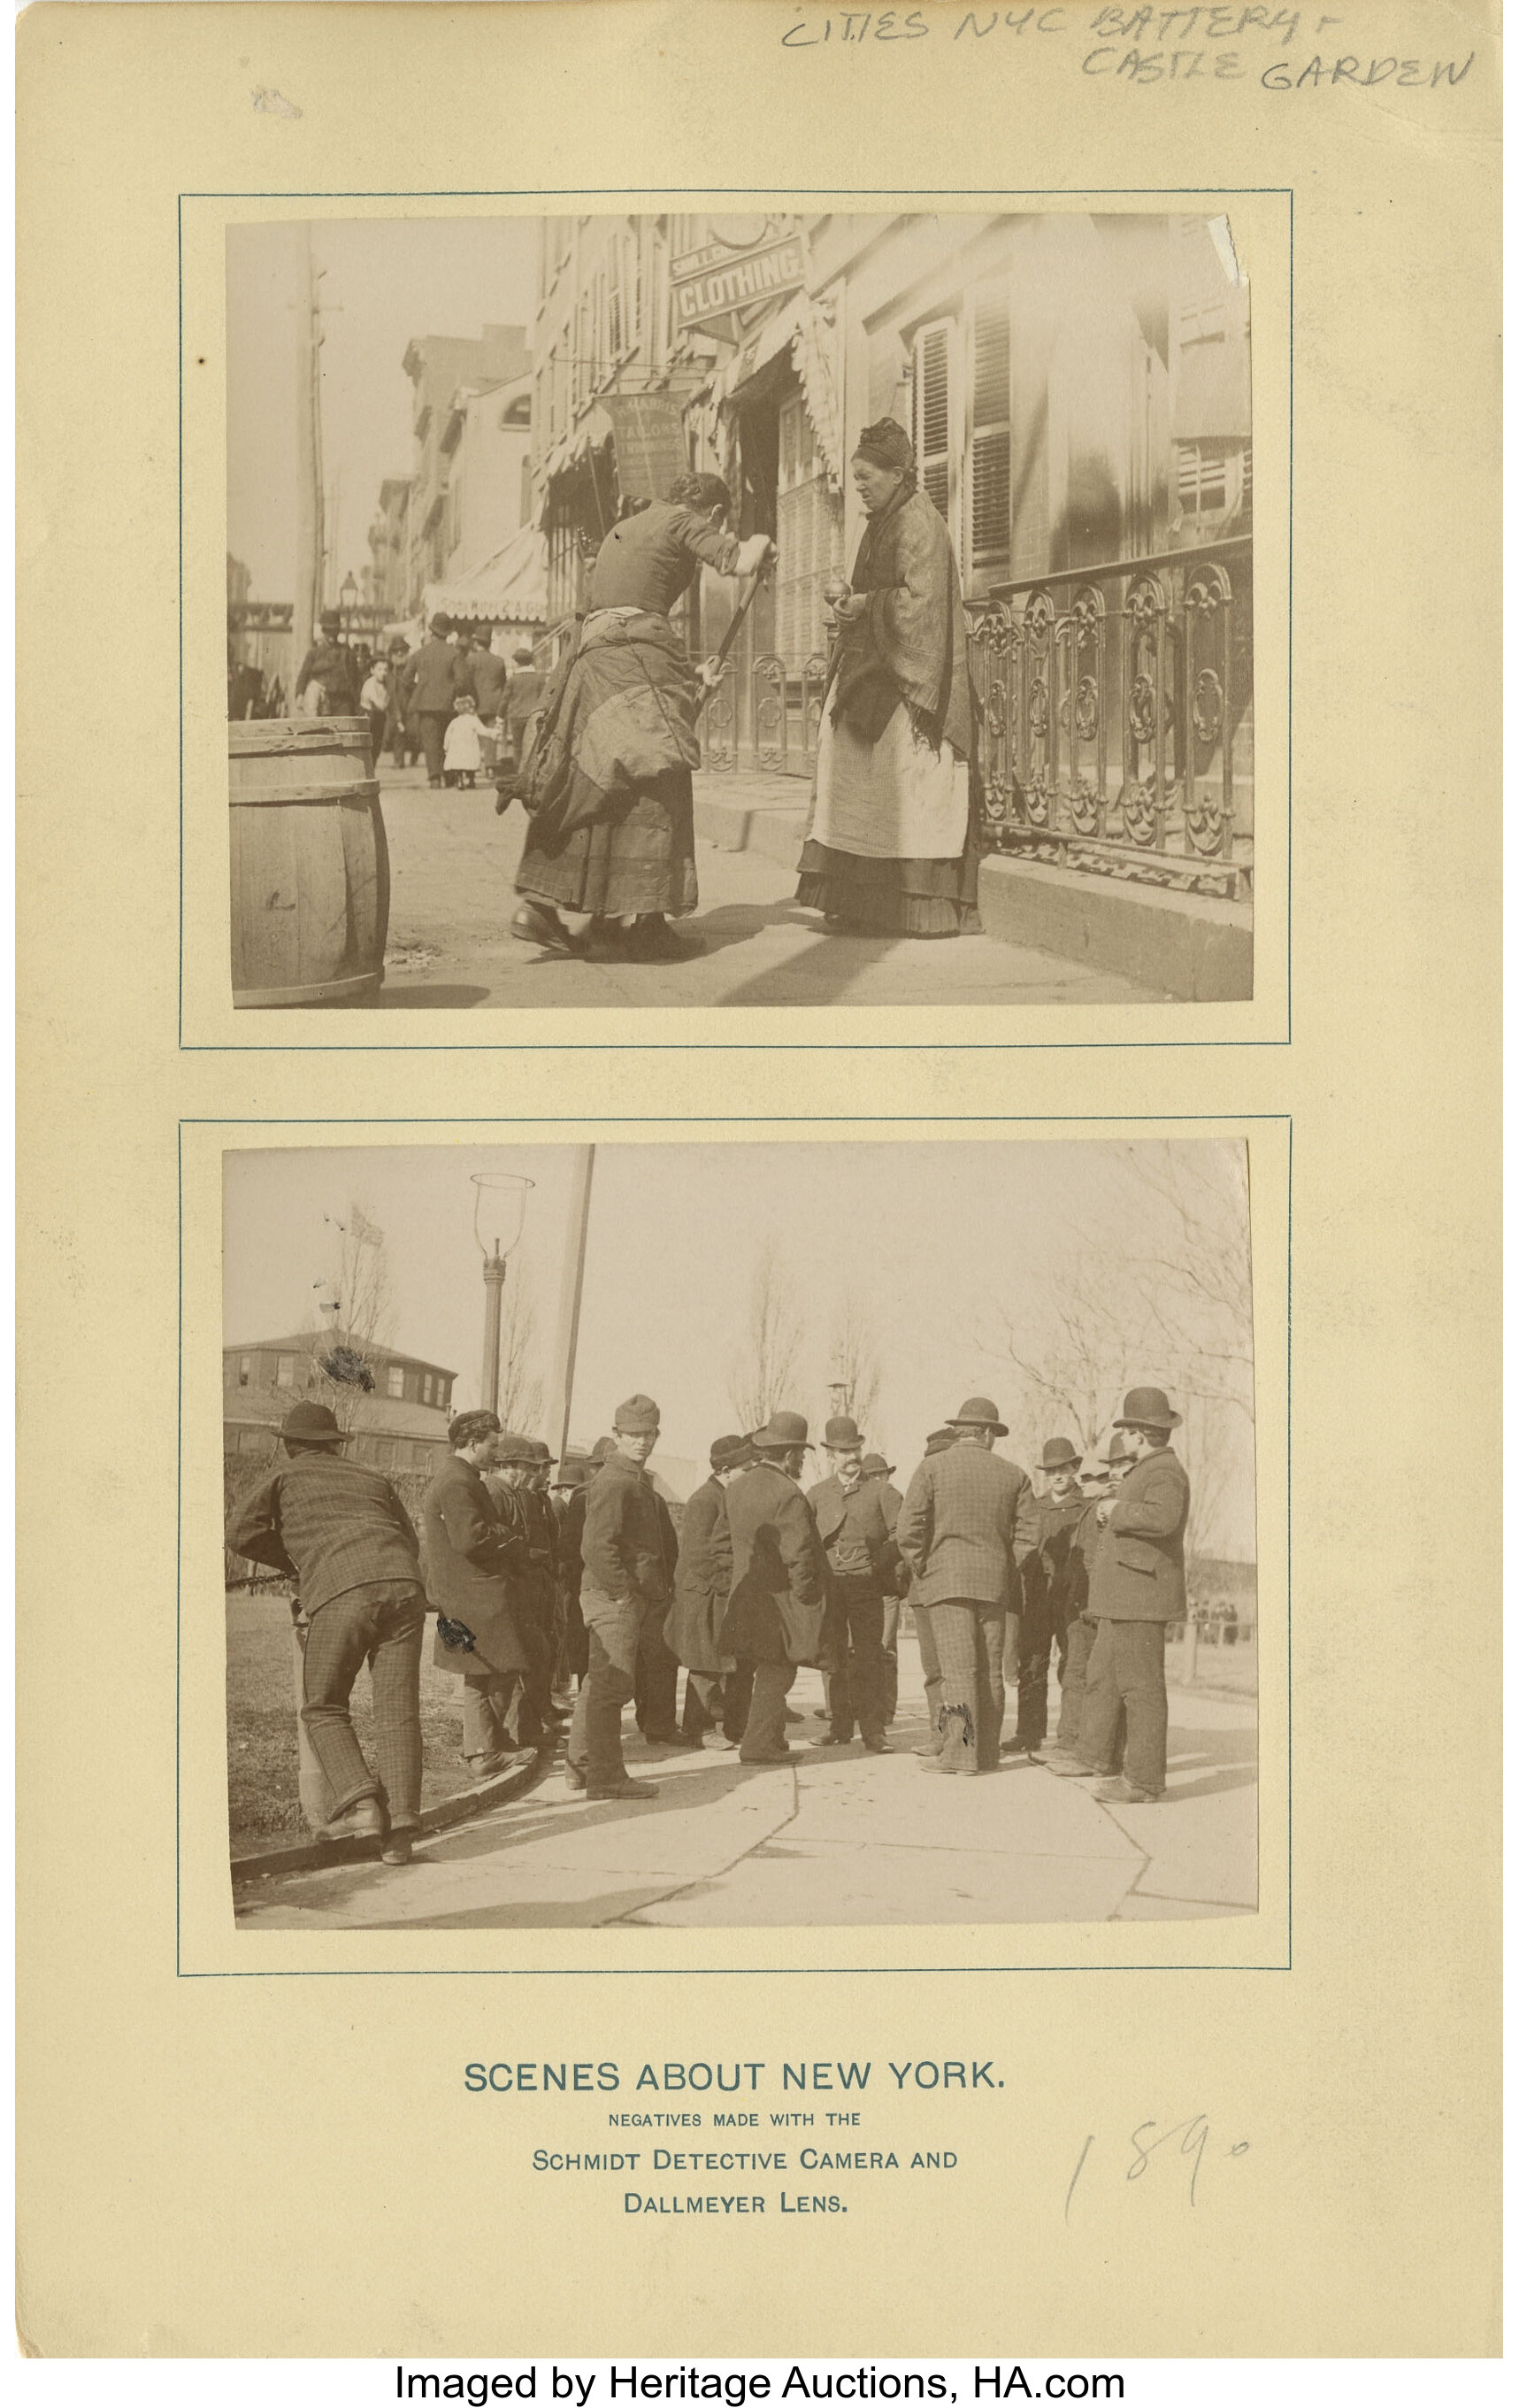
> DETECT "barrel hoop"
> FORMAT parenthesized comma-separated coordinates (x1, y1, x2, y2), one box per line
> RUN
(230, 781, 382, 808)
(228, 716, 369, 755)
(233, 969, 386, 1010)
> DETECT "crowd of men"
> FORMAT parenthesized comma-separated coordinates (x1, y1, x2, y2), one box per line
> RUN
(225, 1383, 1190, 1867)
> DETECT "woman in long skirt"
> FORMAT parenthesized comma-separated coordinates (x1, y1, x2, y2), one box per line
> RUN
(511, 473, 771, 962)
(797, 419, 980, 938)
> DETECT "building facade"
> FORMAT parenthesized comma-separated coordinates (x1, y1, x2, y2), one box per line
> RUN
(223, 1331, 457, 1474)
(401, 324, 532, 604)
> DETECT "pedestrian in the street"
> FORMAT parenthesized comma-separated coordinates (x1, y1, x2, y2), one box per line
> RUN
(501, 642, 547, 790)
(294, 607, 362, 718)
(1072, 1388, 1190, 1804)
(479, 1430, 557, 1748)
(509, 472, 772, 964)
(1003, 1435, 1088, 1758)
(567, 1395, 675, 1800)
(461, 625, 508, 731)
(1044, 1435, 1134, 1781)
(422, 1410, 538, 1786)
(443, 690, 487, 788)
(550, 1450, 595, 1700)
(224, 1401, 426, 1862)
(808, 1416, 898, 1753)
(895, 1397, 1039, 1775)
(860, 1450, 906, 1724)
(360, 655, 390, 761)
(664, 1435, 755, 1750)
(385, 636, 419, 766)
(796, 419, 979, 938)
(719, 1412, 830, 1764)
(412, 612, 461, 788)
(902, 1427, 955, 1757)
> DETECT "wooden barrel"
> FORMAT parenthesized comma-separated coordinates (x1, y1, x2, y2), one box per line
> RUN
(229, 717, 390, 1008)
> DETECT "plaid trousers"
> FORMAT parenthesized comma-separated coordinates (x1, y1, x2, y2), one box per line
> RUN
(299, 1584, 426, 1822)
(925, 1598, 1006, 1773)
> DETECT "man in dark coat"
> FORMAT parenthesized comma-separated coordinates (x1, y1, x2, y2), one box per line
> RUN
(719, 1413, 829, 1765)
(501, 642, 548, 788)
(569, 1395, 673, 1800)
(860, 1451, 906, 1725)
(225, 1401, 426, 1858)
(422, 1410, 537, 1784)
(384, 637, 418, 766)
(665, 1435, 754, 1749)
(1075, 1389, 1190, 1804)
(412, 612, 463, 787)
(480, 1430, 558, 1749)
(808, 1416, 899, 1753)
(1046, 1435, 1133, 1778)
(550, 1448, 598, 1695)
(895, 1397, 1040, 1775)
(293, 607, 362, 718)
(902, 1427, 955, 1758)
(461, 628, 508, 724)
(1004, 1436, 1089, 1758)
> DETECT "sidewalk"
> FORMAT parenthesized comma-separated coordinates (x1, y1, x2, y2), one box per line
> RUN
(234, 1640, 1257, 1934)
(368, 765, 1169, 1011)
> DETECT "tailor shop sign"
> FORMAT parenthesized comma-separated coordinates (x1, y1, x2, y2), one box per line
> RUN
(671, 232, 808, 333)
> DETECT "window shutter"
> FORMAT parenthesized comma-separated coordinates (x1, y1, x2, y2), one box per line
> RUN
(968, 288, 1011, 573)
(914, 320, 955, 528)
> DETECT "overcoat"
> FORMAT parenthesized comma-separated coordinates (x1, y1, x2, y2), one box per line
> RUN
(226, 1452, 421, 1617)
(411, 634, 463, 714)
(1026, 1491, 1091, 1627)
(579, 1453, 673, 1617)
(1086, 1446, 1190, 1622)
(664, 1475, 733, 1675)
(827, 483, 973, 758)
(894, 1441, 1040, 1609)
(807, 1473, 901, 1589)
(421, 1452, 529, 1678)
(718, 1462, 829, 1666)
(463, 642, 508, 720)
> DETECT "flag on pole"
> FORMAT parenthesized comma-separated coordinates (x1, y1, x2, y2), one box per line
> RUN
(349, 1205, 384, 1247)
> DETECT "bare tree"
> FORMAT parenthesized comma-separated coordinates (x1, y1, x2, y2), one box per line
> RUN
(494, 1257, 545, 1434)
(305, 1199, 395, 1433)
(824, 1289, 883, 1436)
(727, 1238, 807, 1432)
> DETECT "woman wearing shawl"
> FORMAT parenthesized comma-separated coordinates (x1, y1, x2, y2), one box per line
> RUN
(797, 419, 980, 938)
(510, 473, 771, 963)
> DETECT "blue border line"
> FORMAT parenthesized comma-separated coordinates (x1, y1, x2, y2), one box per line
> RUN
(183, 1112, 1290, 1978)
(189, 183, 1287, 1052)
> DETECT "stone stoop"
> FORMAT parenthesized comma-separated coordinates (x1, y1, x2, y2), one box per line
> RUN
(693, 780, 809, 871)
(978, 857, 1253, 1003)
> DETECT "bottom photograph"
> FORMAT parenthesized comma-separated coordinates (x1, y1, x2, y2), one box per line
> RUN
(221, 1136, 1259, 1934)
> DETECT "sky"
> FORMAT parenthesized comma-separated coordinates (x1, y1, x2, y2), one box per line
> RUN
(223, 1137, 1258, 1558)
(226, 217, 541, 600)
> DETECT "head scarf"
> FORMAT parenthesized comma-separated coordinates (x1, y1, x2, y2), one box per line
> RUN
(853, 418, 917, 480)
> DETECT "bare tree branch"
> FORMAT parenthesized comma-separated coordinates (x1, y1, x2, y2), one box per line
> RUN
(727, 1238, 807, 1433)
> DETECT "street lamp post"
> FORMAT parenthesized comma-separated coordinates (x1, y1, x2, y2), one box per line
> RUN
(470, 1172, 534, 1419)
(340, 569, 359, 636)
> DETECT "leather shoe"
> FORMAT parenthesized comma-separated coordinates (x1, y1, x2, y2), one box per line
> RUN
(1094, 1777, 1163, 1804)
(861, 1735, 889, 1753)
(1043, 1752, 1101, 1779)
(811, 1733, 853, 1748)
(701, 1732, 739, 1750)
(317, 1798, 384, 1843)
(511, 900, 589, 959)
(380, 1834, 413, 1866)
(584, 1779, 659, 1800)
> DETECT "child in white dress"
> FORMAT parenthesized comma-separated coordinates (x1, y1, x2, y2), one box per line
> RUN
(442, 692, 486, 789)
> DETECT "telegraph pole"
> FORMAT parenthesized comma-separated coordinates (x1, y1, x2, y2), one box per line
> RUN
(293, 224, 325, 674)
(546, 1149, 596, 1470)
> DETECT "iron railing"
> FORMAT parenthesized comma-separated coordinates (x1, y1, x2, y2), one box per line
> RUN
(700, 651, 832, 778)
(968, 537, 1253, 898)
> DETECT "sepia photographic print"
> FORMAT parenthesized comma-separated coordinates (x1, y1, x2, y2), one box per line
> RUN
(224, 207, 1258, 1017)
(220, 1136, 1262, 1937)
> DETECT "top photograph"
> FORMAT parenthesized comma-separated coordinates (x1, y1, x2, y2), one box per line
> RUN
(221, 207, 1264, 1021)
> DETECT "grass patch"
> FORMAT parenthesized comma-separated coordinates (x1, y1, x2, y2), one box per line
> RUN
(225, 1589, 479, 1847)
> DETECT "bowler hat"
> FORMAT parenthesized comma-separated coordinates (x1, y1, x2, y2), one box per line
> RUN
(514, 644, 534, 664)
(280, 1401, 344, 1447)
(492, 1430, 539, 1465)
(613, 1392, 661, 1435)
(527, 1439, 552, 1463)
(750, 1410, 809, 1451)
(947, 1396, 1009, 1437)
(710, 1433, 753, 1473)
(1108, 1432, 1135, 1466)
(387, 637, 409, 656)
(1040, 1436, 1082, 1472)
(1114, 1386, 1183, 1432)
(861, 1451, 895, 1480)
(823, 1415, 865, 1451)
(590, 1435, 618, 1462)
(430, 612, 451, 635)
(924, 1427, 955, 1456)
